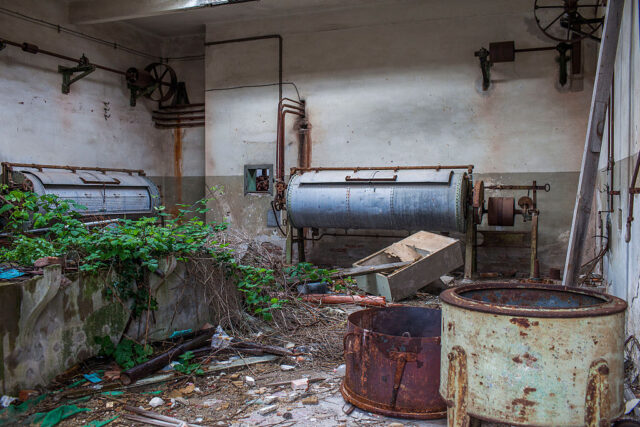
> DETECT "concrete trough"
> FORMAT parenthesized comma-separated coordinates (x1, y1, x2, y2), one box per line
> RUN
(440, 283, 627, 426)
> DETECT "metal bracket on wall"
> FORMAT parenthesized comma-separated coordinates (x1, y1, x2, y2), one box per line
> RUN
(58, 55, 95, 94)
(474, 47, 491, 91)
(474, 41, 573, 91)
(625, 154, 640, 243)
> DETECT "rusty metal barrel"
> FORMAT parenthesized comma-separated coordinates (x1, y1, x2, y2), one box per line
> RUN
(440, 283, 627, 426)
(341, 307, 446, 419)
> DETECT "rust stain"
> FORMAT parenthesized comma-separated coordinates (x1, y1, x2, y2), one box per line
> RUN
(341, 307, 445, 419)
(510, 318, 531, 328)
(173, 127, 183, 212)
(446, 346, 469, 427)
(512, 398, 536, 407)
(523, 387, 537, 395)
(519, 331, 528, 337)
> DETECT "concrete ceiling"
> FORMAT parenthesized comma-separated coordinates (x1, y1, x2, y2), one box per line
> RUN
(71, 0, 397, 37)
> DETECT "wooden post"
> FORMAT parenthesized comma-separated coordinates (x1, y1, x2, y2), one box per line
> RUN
(563, 0, 624, 286)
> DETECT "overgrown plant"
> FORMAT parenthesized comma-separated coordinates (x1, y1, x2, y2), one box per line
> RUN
(174, 351, 204, 375)
(285, 262, 336, 284)
(0, 187, 284, 320)
(94, 336, 153, 370)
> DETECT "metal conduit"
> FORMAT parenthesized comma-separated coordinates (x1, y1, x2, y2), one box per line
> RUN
(0, 37, 126, 75)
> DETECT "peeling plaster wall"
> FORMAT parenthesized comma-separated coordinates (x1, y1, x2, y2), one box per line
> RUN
(0, 1, 206, 213)
(596, 0, 640, 335)
(204, 0, 597, 271)
(0, 259, 211, 394)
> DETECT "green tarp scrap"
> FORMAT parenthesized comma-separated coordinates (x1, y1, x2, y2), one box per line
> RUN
(100, 391, 124, 396)
(0, 393, 48, 425)
(31, 404, 90, 427)
(83, 415, 119, 427)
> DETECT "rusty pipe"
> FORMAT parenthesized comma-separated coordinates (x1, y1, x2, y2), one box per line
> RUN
(276, 109, 305, 182)
(0, 37, 126, 75)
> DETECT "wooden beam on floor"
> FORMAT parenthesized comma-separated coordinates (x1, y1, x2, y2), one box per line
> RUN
(563, 0, 625, 286)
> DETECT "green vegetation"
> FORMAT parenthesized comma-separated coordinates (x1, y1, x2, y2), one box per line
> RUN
(174, 351, 204, 376)
(94, 336, 153, 370)
(0, 186, 283, 320)
(284, 262, 336, 284)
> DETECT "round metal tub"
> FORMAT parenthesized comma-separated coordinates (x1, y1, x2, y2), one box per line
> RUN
(341, 307, 446, 419)
(440, 283, 627, 426)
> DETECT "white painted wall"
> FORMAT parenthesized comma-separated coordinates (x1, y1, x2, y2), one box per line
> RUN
(0, 0, 168, 175)
(204, 0, 598, 269)
(0, 0, 206, 209)
(205, 0, 597, 176)
(596, 0, 640, 334)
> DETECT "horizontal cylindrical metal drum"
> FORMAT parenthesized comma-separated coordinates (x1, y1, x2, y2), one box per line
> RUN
(440, 283, 627, 426)
(341, 307, 446, 419)
(8, 166, 160, 216)
(286, 169, 467, 232)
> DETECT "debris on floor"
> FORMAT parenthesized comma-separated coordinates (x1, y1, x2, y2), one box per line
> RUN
(352, 231, 464, 301)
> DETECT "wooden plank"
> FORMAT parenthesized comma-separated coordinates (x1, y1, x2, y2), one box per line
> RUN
(333, 261, 412, 278)
(563, 0, 625, 286)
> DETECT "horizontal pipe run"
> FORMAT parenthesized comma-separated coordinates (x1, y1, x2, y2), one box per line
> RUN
(152, 115, 205, 122)
(0, 37, 126, 75)
(514, 46, 557, 53)
(152, 109, 204, 115)
(158, 103, 205, 110)
(485, 184, 550, 191)
(2, 162, 145, 175)
(291, 165, 474, 174)
(154, 123, 204, 129)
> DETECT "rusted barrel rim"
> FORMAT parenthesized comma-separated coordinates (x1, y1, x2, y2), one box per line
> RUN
(440, 283, 627, 318)
(347, 306, 441, 344)
(341, 382, 447, 420)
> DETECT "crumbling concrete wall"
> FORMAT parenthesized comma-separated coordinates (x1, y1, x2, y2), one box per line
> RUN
(596, 0, 640, 335)
(0, 258, 211, 394)
(204, 0, 598, 272)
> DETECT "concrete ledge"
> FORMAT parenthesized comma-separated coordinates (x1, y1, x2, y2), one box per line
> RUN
(0, 257, 212, 394)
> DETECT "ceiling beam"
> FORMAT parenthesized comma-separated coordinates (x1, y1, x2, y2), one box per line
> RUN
(68, 0, 256, 25)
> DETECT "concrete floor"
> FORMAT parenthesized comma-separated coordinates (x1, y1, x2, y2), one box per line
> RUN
(240, 392, 448, 426)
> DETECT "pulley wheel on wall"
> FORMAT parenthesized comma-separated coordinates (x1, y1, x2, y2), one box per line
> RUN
(534, 0, 604, 42)
(488, 197, 515, 227)
(144, 63, 177, 103)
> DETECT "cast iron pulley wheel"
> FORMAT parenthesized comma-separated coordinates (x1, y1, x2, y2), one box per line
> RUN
(144, 63, 177, 103)
(472, 180, 485, 225)
(487, 197, 515, 227)
(534, 0, 604, 42)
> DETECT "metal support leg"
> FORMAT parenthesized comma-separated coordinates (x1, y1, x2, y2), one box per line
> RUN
(297, 227, 305, 263)
(464, 205, 475, 279)
(285, 220, 293, 265)
(530, 212, 539, 278)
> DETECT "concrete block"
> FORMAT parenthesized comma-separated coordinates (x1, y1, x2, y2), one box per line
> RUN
(353, 231, 463, 301)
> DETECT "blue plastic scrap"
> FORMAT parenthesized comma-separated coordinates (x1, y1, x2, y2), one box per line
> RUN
(82, 373, 101, 384)
(169, 329, 192, 339)
(0, 268, 24, 280)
